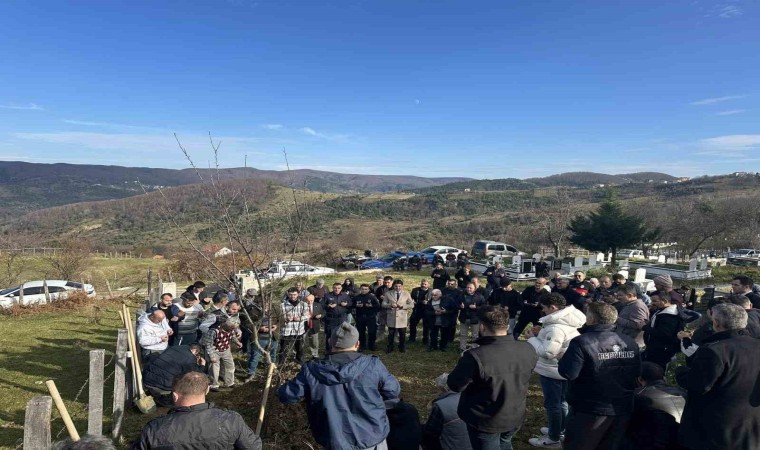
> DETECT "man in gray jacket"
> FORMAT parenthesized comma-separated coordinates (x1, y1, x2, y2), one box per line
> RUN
(423, 373, 472, 450)
(615, 285, 649, 349)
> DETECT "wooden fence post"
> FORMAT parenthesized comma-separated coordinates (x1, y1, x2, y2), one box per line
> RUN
(43, 280, 51, 304)
(87, 349, 105, 435)
(145, 268, 153, 310)
(18, 282, 24, 305)
(112, 329, 128, 439)
(23, 396, 52, 449)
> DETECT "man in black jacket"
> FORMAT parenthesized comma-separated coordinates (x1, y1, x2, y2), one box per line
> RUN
(448, 305, 538, 450)
(142, 344, 206, 407)
(487, 278, 522, 331)
(675, 303, 760, 450)
(730, 275, 760, 308)
(409, 279, 432, 344)
(430, 262, 451, 291)
(133, 371, 261, 450)
(513, 278, 548, 339)
(558, 302, 641, 450)
(553, 278, 586, 312)
(353, 284, 381, 351)
(622, 362, 685, 450)
(442, 280, 462, 347)
(323, 283, 350, 354)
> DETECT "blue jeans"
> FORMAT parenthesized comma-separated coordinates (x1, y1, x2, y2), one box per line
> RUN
(466, 425, 518, 450)
(247, 336, 279, 377)
(539, 375, 569, 441)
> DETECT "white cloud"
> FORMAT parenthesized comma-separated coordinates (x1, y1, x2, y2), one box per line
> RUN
(298, 127, 351, 142)
(0, 102, 44, 111)
(262, 123, 284, 130)
(719, 5, 742, 18)
(697, 134, 760, 158)
(715, 109, 745, 116)
(62, 119, 166, 132)
(690, 95, 745, 105)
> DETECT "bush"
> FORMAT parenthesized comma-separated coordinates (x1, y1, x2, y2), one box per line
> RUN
(710, 266, 760, 283)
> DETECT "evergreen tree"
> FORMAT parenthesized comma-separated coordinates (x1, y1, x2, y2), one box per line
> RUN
(568, 188, 647, 268)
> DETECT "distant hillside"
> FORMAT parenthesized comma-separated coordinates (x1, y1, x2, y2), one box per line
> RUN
(525, 171, 677, 187)
(0, 161, 470, 218)
(413, 172, 677, 194)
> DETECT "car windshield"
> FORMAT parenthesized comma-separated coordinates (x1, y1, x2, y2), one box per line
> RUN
(736, 249, 753, 255)
(65, 281, 83, 289)
(379, 254, 398, 262)
(420, 247, 437, 254)
(473, 242, 486, 250)
(0, 286, 19, 295)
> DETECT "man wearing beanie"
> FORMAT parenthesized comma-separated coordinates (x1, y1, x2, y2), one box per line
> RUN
(652, 275, 684, 307)
(279, 322, 401, 450)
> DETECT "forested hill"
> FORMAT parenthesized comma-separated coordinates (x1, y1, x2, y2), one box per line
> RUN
(0, 161, 470, 218)
(415, 172, 677, 193)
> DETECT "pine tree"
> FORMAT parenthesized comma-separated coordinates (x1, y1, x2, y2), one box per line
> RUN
(568, 188, 647, 268)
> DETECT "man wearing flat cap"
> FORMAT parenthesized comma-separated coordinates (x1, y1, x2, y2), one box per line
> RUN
(279, 322, 401, 450)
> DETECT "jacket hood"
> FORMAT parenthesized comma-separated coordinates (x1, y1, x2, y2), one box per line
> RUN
(656, 304, 679, 316)
(138, 314, 162, 328)
(307, 353, 373, 385)
(541, 305, 586, 328)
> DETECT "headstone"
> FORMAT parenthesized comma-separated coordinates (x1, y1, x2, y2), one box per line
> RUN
(621, 259, 629, 268)
(634, 268, 647, 283)
(666, 257, 677, 264)
(533, 253, 542, 261)
(553, 260, 563, 270)
(689, 259, 697, 271)
(597, 252, 605, 262)
(700, 258, 708, 270)
(156, 282, 176, 299)
(617, 269, 629, 279)
(512, 255, 521, 266)
(589, 255, 597, 266)
(574, 257, 584, 268)
(607, 252, 613, 262)
(657, 255, 666, 264)
(521, 261, 533, 273)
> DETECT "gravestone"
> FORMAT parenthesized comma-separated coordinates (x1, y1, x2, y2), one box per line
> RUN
(634, 268, 647, 283)
(574, 257, 584, 268)
(521, 260, 533, 273)
(700, 258, 708, 270)
(597, 252, 606, 263)
(621, 259, 629, 268)
(666, 257, 677, 264)
(533, 253, 542, 261)
(689, 259, 698, 271)
(607, 252, 613, 262)
(617, 270, 629, 279)
(657, 255, 666, 264)
(513, 255, 521, 266)
(589, 255, 597, 266)
(553, 260, 563, 270)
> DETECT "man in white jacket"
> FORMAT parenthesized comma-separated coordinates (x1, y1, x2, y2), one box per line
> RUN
(526, 293, 586, 448)
(137, 310, 173, 363)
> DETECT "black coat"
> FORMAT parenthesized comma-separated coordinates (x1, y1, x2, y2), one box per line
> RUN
(454, 269, 474, 289)
(558, 324, 641, 416)
(447, 335, 538, 433)
(746, 308, 760, 338)
(385, 399, 423, 450)
(458, 293, 486, 323)
(430, 268, 451, 290)
(410, 287, 432, 316)
(643, 308, 684, 366)
(520, 287, 546, 319)
(624, 381, 686, 450)
(424, 298, 457, 329)
(442, 287, 463, 324)
(323, 292, 351, 330)
(554, 287, 586, 312)
(353, 293, 381, 322)
(487, 288, 522, 317)
(142, 346, 205, 392)
(676, 330, 760, 450)
(133, 402, 261, 450)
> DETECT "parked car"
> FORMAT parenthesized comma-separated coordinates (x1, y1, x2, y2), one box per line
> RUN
(360, 251, 424, 270)
(728, 248, 759, 258)
(471, 240, 524, 259)
(419, 246, 463, 263)
(616, 249, 646, 259)
(257, 261, 336, 279)
(0, 280, 96, 308)
(340, 250, 377, 270)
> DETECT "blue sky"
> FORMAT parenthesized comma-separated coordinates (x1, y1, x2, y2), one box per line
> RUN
(0, 0, 758, 178)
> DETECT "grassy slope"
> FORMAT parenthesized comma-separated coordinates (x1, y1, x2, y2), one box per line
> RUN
(0, 270, 545, 450)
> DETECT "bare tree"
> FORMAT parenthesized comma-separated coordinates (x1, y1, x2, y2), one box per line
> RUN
(0, 236, 33, 287)
(537, 188, 580, 257)
(45, 237, 92, 280)
(664, 195, 741, 258)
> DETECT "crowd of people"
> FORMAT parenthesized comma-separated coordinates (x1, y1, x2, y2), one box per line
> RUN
(123, 268, 760, 450)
